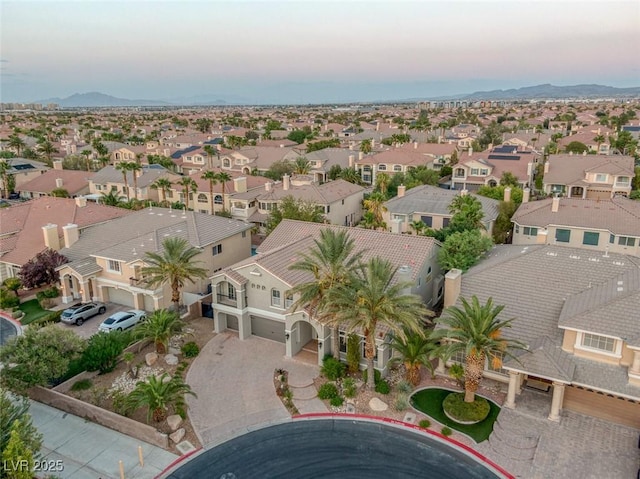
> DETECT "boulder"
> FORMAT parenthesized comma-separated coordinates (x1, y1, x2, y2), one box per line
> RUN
(369, 397, 388, 412)
(145, 352, 158, 366)
(167, 414, 183, 431)
(169, 347, 181, 355)
(164, 354, 179, 366)
(169, 428, 185, 444)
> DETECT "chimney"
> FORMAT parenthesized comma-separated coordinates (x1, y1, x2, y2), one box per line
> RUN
(233, 176, 247, 193)
(443, 269, 462, 308)
(265, 182, 272, 192)
(544, 161, 550, 174)
(53, 160, 63, 170)
(536, 229, 548, 244)
(582, 151, 587, 156)
(503, 187, 512, 202)
(75, 196, 87, 207)
(348, 154, 355, 169)
(63, 223, 79, 248)
(55, 178, 64, 188)
(413, 141, 418, 149)
(283, 174, 290, 191)
(522, 187, 530, 203)
(468, 147, 473, 156)
(460, 189, 468, 197)
(397, 184, 406, 197)
(551, 196, 560, 213)
(371, 139, 376, 149)
(358, 151, 364, 161)
(42, 224, 60, 251)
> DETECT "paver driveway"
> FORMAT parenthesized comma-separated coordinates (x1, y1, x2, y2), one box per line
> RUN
(186, 333, 322, 448)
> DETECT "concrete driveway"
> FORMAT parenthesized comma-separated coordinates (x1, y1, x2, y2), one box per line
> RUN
(186, 333, 324, 448)
(55, 303, 136, 339)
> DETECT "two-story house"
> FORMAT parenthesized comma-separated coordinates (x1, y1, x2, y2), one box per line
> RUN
(441, 244, 639, 428)
(210, 220, 442, 372)
(55, 208, 253, 311)
(88, 165, 182, 202)
(542, 154, 634, 199)
(17, 167, 94, 199)
(220, 146, 298, 175)
(511, 196, 640, 257)
(0, 158, 50, 197)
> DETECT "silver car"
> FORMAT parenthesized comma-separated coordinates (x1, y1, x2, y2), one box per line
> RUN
(98, 310, 146, 333)
(60, 302, 106, 326)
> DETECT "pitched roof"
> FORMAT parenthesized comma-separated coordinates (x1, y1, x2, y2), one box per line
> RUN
(249, 179, 364, 205)
(512, 197, 640, 237)
(544, 154, 634, 186)
(90, 165, 180, 188)
(18, 169, 94, 195)
(504, 336, 575, 382)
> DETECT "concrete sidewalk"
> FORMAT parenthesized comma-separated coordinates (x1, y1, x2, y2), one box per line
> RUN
(29, 400, 178, 479)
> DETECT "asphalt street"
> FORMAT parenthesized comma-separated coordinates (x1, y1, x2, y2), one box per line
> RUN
(0, 316, 18, 346)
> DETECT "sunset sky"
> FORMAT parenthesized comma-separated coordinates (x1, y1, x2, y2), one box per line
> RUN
(2, 0, 639, 103)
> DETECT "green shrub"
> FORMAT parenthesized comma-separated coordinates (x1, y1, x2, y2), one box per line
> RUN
(375, 379, 391, 395)
(418, 419, 431, 429)
(396, 380, 413, 394)
(441, 426, 453, 437)
(342, 377, 357, 398)
(70, 379, 93, 391)
(395, 394, 409, 411)
(317, 382, 339, 400)
(181, 341, 200, 358)
(362, 368, 381, 385)
(30, 311, 62, 326)
(329, 396, 344, 407)
(321, 356, 346, 381)
(442, 392, 490, 422)
(36, 287, 60, 301)
(0, 288, 20, 309)
(82, 332, 125, 374)
(346, 334, 361, 374)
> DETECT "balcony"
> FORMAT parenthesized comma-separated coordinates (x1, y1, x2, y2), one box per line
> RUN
(216, 294, 238, 308)
(231, 207, 249, 218)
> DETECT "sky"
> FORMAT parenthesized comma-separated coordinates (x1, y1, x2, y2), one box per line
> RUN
(1, 0, 639, 104)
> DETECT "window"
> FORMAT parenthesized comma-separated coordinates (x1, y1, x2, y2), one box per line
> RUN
(95, 184, 102, 191)
(470, 168, 479, 175)
(285, 292, 294, 308)
(581, 333, 615, 353)
(325, 205, 330, 214)
(609, 234, 615, 244)
(393, 165, 402, 172)
(166, 190, 173, 198)
(197, 193, 207, 203)
(523, 227, 538, 236)
(480, 168, 489, 176)
(515, 224, 520, 234)
(420, 215, 433, 227)
(339, 331, 347, 353)
(271, 289, 281, 307)
(107, 260, 121, 273)
(618, 236, 636, 247)
(425, 266, 432, 283)
(442, 217, 450, 228)
(214, 195, 223, 205)
(582, 231, 600, 246)
(227, 283, 236, 300)
(615, 176, 630, 186)
(223, 159, 230, 168)
(454, 168, 465, 178)
(595, 173, 607, 183)
(212, 244, 222, 255)
(449, 350, 465, 364)
(242, 231, 246, 238)
(378, 164, 387, 171)
(555, 229, 571, 243)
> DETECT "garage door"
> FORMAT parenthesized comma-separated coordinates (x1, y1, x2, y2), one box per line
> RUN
(143, 295, 155, 312)
(106, 288, 135, 308)
(564, 385, 640, 428)
(586, 189, 611, 200)
(251, 316, 285, 343)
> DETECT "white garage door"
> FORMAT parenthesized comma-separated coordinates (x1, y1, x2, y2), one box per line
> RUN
(107, 288, 135, 308)
(251, 316, 285, 343)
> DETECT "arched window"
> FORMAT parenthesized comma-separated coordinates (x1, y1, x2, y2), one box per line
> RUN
(378, 164, 387, 171)
(214, 195, 223, 205)
(197, 193, 207, 203)
(393, 165, 402, 172)
(488, 179, 497, 187)
(455, 168, 465, 177)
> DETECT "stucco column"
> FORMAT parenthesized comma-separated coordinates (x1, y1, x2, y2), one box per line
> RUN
(548, 382, 565, 422)
(80, 280, 90, 302)
(60, 275, 73, 304)
(436, 357, 446, 376)
(630, 350, 640, 374)
(504, 371, 520, 409)
(285, 330, 292, 358)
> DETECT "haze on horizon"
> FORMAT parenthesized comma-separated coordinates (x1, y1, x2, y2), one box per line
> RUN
(1, 0, 639, 104)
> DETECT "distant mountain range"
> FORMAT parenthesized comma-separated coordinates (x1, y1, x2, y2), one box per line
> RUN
(34, 84, 640, 107)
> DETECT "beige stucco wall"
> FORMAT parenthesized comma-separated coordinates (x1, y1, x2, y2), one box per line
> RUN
(324, 192, 364, 226)
(231, 264, 294, 314)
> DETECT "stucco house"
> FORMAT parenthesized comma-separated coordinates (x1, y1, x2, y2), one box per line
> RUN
(0, 158, 50, 197)
(88, 165, 182, 202)
(210, 220, 442, 372)
(441, 245, 640, 428)
(55, 207, 253, 311)
(17, 167, 94, 199)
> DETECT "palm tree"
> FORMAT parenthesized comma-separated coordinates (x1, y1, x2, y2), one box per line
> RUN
(293, 157, 311, 175)
(150, 177, 173, 205)
(215, 171, 232, 213)
(409, 220, 426, 235)
(38, 141, 57, 165)
(203, 145, 216, 169)
(194, 170, 218, 211)
(129, 161, 143, 200)
(133, 309, 184, 354)
(124, 372, 196, 423)
(289, 229, 365, 360)
(339, 168, 364, 186)
(0, 160, 10, 199)
(448, 194, 485, 231)
(115, 161, 133, 201)
(593, 134, 606, 154)
(374, 172, 390, 197)
(81, 149, 93, 172)
(363, 192, 388, 229)
(325, 258, 430, 390)
(7, 134, 25, 156)
(433, 296, 527, 403)
(175, 176, 198, 210)
(141, 237, 208, 312)
(360, 139, 372, 154)
(388, 327, 437, 386)
(99, 190, 125, 206)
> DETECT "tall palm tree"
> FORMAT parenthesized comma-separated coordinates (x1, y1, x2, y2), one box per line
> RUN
(201, 170, 219, 215)
(203, 145, 216, 169)
(433, 296, 527, 403)
(7, 134, 25, 156)
(374, 172, 390, 197)
(115, 161, 133, 201)
(388, 327, 437, 386)
(124, 372, 196, 423)
(133, 309, 184, 354)
(129, 161, 143, 200)
(141, 237, 208, 312)
(175, 176, 198, 210)
(409, 220, 426, 235)
(215, 171, 232, 213)
(325, 258, 429, 390)
(339, 168, 364, 186)
(38, 140, 57, 165)
(293, 157, 311, 175)
(0, 160, 10, 199)
(593, 134, 606, 154)
(81, 149, 93, 172)
(150, 177, 173, 205)
(363, 192, 388, 229)
(360, 139, 372, 154)
(289, 229, 365, 359)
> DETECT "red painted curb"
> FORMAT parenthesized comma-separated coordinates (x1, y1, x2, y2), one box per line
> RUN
(154, 446, 203, 479)
(0, 311, 23, 329)
(293, 413, 515, 479)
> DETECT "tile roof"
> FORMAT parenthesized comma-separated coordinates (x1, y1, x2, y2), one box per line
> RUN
(570, 356, 640, 400)
(251, 179, 364, 205)
(90, 165, 180, 188)
(504, 336, 575, 382)
(512, 197, 640, 237)
(544, 154, 634, 186)
(18, 169, 94, 195)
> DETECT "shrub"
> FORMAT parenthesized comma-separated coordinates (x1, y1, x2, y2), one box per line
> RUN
(70, 379, 93, 391)
(317, 382, 339, 400)
(346, 334, 361, 374)
(395, 394, 409, 411)
(362, 368, 381, 385)
(418, 419, 431, 429)
(441, 427, 453, 437)
(342, 377, 357, 398)
(375, 379, 391, 395)
(181, 341, 200, 358)
(329, 396, 344, 407)
(321, 356, 346, 381)
(396, 380, 413, 394)
(0, 288, 20, 309)
(82, 332, 125, 374)
(30, 311, 62, 326)
(442, 392, 490, 423)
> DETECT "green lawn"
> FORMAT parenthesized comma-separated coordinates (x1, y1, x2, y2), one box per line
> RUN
(18, 299, 52, 325)
(410, 387, 501, 443)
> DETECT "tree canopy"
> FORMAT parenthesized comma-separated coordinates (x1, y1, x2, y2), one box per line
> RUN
(266, 196, 325, 234)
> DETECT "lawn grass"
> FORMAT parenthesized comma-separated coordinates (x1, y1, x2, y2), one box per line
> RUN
(410, 387, 500, 443)
(18, 299, 52, 325)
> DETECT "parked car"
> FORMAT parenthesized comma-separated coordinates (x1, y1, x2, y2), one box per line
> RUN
(60, 302, 106, 326)
(7, 192, 20, 200)
(98, 310, 146, 333)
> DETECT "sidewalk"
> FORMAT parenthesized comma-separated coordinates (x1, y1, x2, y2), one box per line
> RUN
(28, 401, 178, 479)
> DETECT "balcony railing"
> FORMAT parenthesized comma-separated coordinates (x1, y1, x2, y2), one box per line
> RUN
(216, 294, 238, 307)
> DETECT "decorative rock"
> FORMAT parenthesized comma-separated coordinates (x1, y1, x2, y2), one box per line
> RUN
(346, 402, 356, 414)
(169, 428, 185, 444)
(169, 347, 181, 355)
(167, 414, 183, 431)
(164, 354, 179, 365)
(145, 352, 158, 366)
(369, 397, 388, 412)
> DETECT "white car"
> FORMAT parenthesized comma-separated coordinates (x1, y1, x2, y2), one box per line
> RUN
(98, 310, 146, 332)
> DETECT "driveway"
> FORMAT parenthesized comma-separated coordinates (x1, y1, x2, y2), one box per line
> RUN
(55, 303, 135, 339)
(186, 333, 324, 448)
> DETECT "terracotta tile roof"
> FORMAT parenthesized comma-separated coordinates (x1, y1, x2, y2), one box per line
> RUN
(544, 154, 634, 186)
(18, 169, 94, 195)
